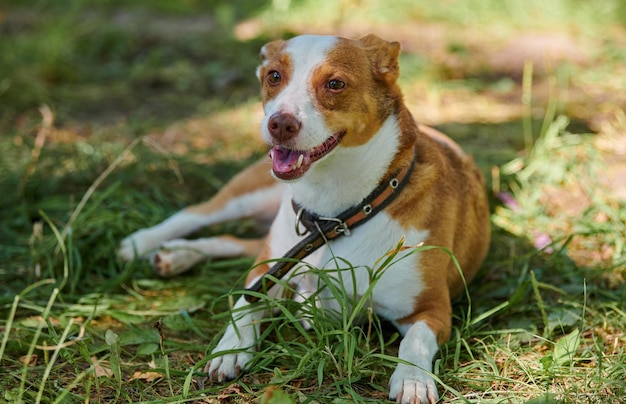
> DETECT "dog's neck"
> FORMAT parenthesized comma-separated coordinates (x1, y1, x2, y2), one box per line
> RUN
(288, 113, 411, 217)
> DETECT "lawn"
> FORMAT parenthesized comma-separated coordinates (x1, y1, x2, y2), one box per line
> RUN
(1, 0, 625, 402)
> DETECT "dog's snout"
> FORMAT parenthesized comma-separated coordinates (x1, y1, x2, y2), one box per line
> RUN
(268, 113, 301, 142)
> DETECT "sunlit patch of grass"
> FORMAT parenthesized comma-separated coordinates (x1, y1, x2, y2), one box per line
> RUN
(452, 111, 626, 402)
(249, 0, 626, 36)
(495, 114, 626, 270)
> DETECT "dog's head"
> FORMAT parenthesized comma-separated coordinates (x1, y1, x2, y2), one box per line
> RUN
(256, 34, 402, 181)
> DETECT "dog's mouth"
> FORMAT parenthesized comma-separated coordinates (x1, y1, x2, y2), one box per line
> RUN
(269, 132, 345, 180)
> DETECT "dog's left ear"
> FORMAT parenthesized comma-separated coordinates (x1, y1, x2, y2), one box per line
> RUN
(358, 34, 401, 84)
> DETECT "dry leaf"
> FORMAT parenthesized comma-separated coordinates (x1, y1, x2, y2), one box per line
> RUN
(218, 383, 243, 400)
(91, 356, 113, 378)
(129, 359, 163, 382)
(130, 370, 162, 382)
(20, 354, 37, 366)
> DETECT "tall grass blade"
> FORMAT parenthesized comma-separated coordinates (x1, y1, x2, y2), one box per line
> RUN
(35, 318, 75, 403)
(18, 288, 59, 403)
(530, 271, 549, 338)
(0, 295, 19, 363)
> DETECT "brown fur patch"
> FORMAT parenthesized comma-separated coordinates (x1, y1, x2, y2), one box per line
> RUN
(258, 41, 291, 104)
(387, 125, 490, 343)
(310, 36, 404, 148)
(246, 235, 272, 287)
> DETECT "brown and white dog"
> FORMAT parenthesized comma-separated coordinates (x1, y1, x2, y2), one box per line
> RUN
(119, 34, 490, 403)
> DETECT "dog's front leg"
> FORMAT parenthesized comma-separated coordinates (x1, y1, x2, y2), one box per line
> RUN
(118, 158, 280, 262)
(206, 295, 265, 382)
(206, 257, 285, 382)
(389, 320, 441, 404)
(150, 236, 266, 277)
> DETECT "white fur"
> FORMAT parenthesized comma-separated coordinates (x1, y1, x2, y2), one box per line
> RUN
(269, 202, 430, 320)
(209, 207, 432, 386)
(215, 184, 283, 221)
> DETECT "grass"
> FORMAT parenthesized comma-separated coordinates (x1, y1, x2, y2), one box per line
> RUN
(2, 0, 626, 402)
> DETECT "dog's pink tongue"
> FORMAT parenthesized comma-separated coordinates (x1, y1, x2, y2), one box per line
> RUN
(270, 145, 309, 174)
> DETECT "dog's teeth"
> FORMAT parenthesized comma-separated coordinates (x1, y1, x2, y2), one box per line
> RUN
(296, 154, 304, 168)
(269, 149, 274, 160)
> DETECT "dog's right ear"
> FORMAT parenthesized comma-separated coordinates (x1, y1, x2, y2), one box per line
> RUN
(256, 40, 286, 80)
(358, 34, 401, 85)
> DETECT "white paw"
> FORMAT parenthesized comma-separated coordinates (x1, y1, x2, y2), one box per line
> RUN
(118, 229, 163, 261)
(206, 350, 254, 382)
(389, 321, 441, 403)
(206, 321, 258, 382)
(150, 239, 206, 277)
(389, 364, 438, 404)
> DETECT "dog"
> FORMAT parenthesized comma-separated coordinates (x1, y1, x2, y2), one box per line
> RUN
(119, 34, 490, 403)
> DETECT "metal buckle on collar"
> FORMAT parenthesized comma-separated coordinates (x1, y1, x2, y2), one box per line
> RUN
(318, 216, 351, 237)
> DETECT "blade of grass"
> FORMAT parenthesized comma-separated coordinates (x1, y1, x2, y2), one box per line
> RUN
(18, 104, 53, 197)
(0, 295, 19, 363)
(530, 270, 550, 338)
(39, 210, 69, 290)
(35, 318, 75, 403)
(17, 287, 59, 403)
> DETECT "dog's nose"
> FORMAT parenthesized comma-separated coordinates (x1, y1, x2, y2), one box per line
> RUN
(268, 113, 301, 142)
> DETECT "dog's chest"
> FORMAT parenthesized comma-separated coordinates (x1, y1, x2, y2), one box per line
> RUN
(270, 202, 430, 321)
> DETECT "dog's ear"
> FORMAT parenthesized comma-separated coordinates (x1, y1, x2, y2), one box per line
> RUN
(256, 40, 286, 80)
(358, 34, 401, 84)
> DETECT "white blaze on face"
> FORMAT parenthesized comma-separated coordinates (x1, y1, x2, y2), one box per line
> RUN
(261, 35, 338, 150)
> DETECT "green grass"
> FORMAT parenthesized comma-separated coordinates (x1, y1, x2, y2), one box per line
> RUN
(1, 0, 626, 402)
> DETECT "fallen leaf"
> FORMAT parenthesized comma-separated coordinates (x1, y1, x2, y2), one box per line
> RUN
(218, 383, 243, 400)
(20, 354, 37, 366)
(91, 356, 113, 378)
(129, 359, 163, 382)
(130, 370, 163, 382)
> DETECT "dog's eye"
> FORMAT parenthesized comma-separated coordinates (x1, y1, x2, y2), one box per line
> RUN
(327, 79, 346, 91)
(267, 70, 281, 85)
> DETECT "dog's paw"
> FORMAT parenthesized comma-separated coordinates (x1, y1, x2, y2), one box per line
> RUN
(205, 324, 257, 383)
(205, 351, 254, 383)
(389, 364, 438, 404)
(118, 229, 162, 261)
(151, 240, 205, 277)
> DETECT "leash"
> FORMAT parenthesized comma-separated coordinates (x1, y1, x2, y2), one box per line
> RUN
(244, 149, 417, 303)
